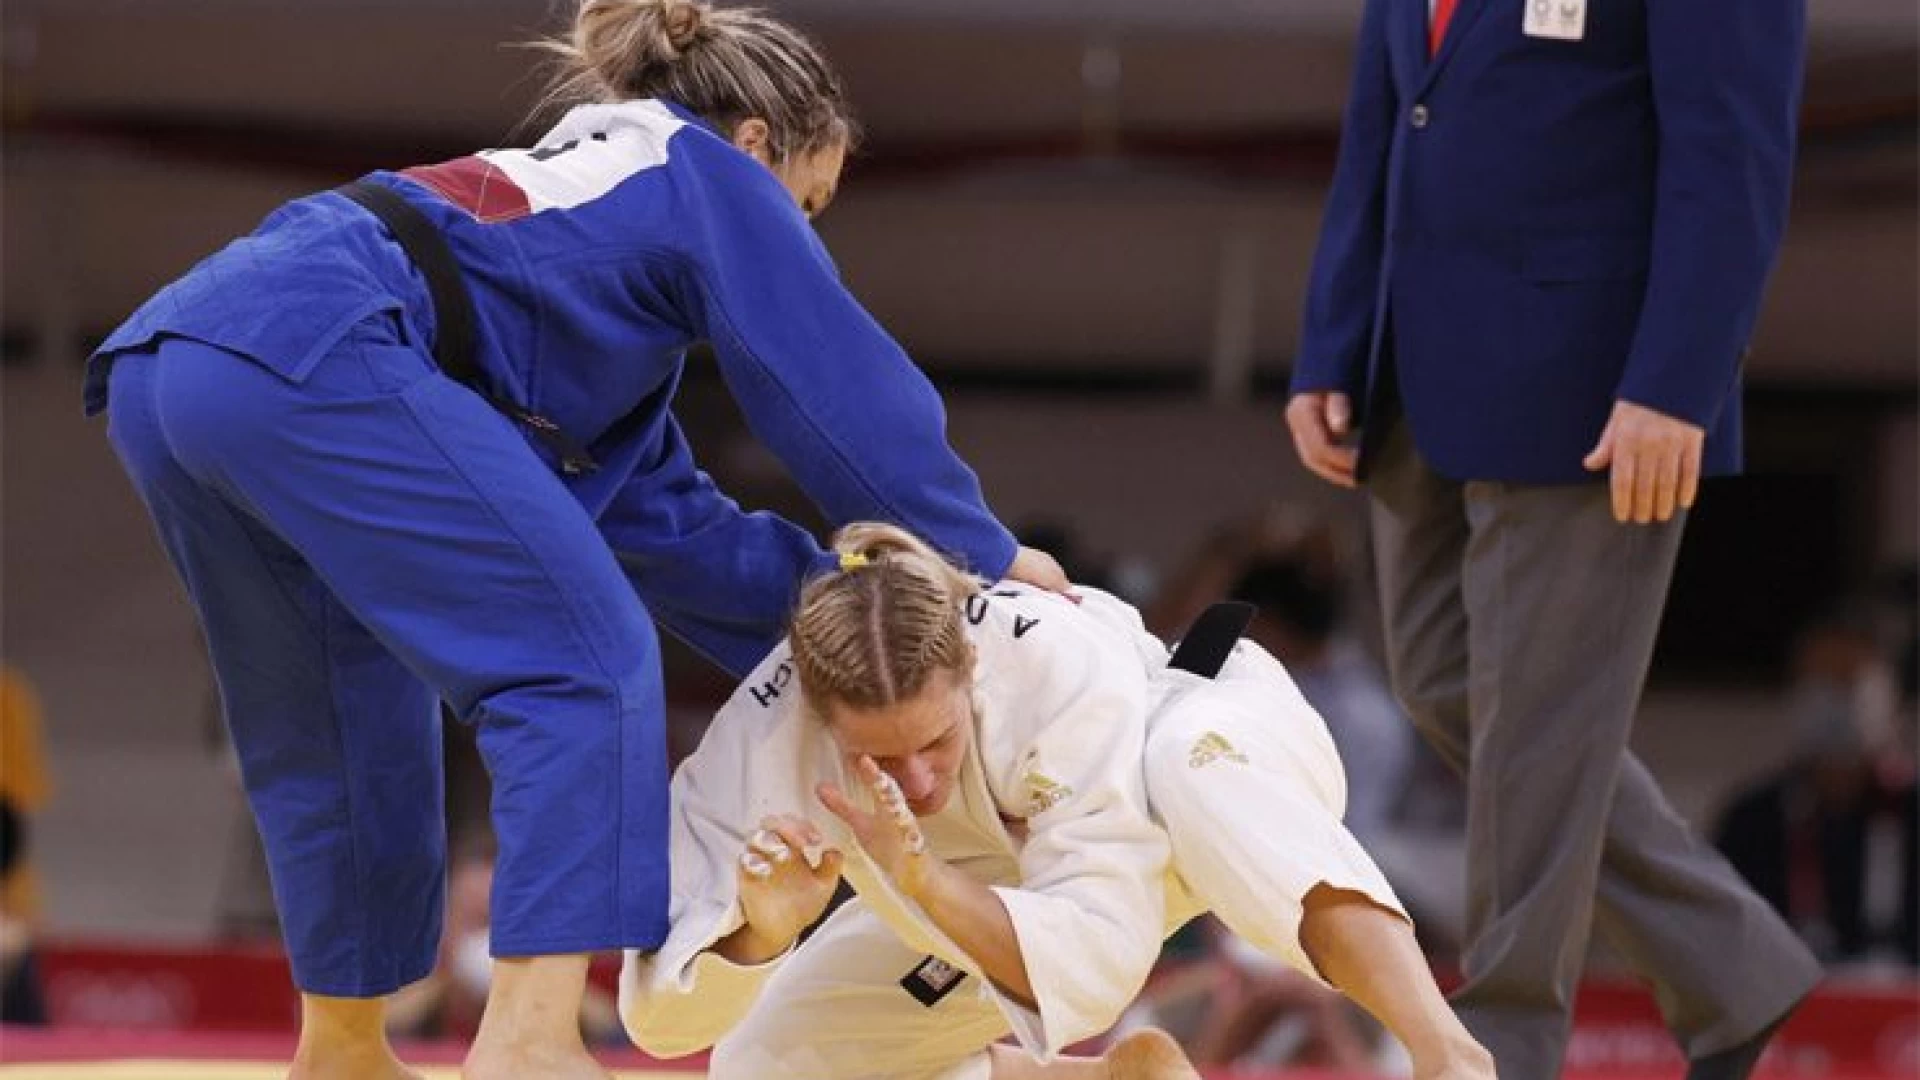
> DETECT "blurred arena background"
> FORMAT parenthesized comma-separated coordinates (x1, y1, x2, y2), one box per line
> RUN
(1, 0, 1915, 1075)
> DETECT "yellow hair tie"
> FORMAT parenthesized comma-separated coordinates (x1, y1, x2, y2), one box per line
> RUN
(839, 552, 871, 572)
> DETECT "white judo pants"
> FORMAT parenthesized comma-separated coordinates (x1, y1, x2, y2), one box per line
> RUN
(708, 640, 1407, 1080)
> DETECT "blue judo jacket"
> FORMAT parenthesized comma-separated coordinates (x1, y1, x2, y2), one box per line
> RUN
(87, 99, 1016, 675)
(1293, 0, 1805, 483)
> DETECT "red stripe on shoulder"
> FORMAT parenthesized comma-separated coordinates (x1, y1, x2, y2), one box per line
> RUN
(401, 157, 531, 223)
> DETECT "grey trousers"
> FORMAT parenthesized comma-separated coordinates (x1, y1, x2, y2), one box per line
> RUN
(1367, 420, 1822, 1079)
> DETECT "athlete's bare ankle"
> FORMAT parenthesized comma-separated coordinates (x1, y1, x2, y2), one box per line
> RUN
(462, 1038, 611, 1080)
(288, 1049, 423, 1080)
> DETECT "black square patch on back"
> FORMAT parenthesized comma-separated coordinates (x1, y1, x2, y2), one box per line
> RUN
(899, 954, 968, 1006)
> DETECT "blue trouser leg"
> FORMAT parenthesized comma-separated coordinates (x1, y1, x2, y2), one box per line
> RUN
(104, 321, 669, 993)
(108, 347, 446, 996)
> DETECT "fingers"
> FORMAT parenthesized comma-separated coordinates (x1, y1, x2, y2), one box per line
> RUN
(857, 756, 906, 813)
(816, 848, 845, 879)
(740, 823, 791, 880)
(816, 781, 859, 827)
(1677, 441, 1702, 511)
(1007, 547, 1071, 593)
(739, 849, 774, 880)
(1289, 426, 1359, 486)
(1285, 395, 1359, 489)
(1308, 445, 1359, 488)
(1607, 415, 1702, 524)
(742, 815, 830, 879)
(1600, 402, 1708, 524)
(858, 757, 927, 856)
(1583, 417, 1615, 473)
(749, 827, 791, 865)
(1324, 393, 1353, 437)
(863, 760, 907, 808)
(1631, 450, 1659, 524)
(1649, 451, 1678, 523)
(1610, 443, 1635, 523)
(764, 815, 825, 869)
(1620, 445, 1684, 524)
(823, 760, 929, 859)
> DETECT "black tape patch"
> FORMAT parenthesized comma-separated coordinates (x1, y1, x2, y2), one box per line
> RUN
(899, 955, 968, 1006)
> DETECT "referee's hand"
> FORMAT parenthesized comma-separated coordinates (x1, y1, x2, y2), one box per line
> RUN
(1285, 391, 1358, 488)
(1583, 399, 1703, 524)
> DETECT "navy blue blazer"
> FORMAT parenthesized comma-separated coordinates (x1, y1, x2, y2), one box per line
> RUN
(1293, 0, 1806, 483)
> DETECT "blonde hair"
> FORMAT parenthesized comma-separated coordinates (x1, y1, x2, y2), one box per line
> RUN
(790, 524, 980, 717)
(535, 0, 857, 161)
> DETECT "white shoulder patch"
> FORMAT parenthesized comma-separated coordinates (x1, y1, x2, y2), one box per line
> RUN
(477, 99, 685, 214)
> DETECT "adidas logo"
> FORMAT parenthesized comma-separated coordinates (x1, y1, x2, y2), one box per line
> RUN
(1189, 731, 1248, 769)
(1025, 771, 1074, 814)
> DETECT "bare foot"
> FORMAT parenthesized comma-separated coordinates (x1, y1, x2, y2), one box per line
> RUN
(462, 1041, 612, 1080)
(1104, 1028, 1203, 1080)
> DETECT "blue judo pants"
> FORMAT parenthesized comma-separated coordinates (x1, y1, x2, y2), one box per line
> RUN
(103, 316, 669, 996)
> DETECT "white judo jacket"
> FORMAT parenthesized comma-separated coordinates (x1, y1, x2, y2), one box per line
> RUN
(620, 584, 1175, 1061)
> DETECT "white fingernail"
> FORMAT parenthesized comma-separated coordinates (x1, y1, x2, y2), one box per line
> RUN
(801, 842, 826, 869)
(741, 852, 772, 879)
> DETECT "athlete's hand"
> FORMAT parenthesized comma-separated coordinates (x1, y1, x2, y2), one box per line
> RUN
(1005, 545, 1070, 593)
(818, 756, 935, 898)
(717, 815, 843, 966)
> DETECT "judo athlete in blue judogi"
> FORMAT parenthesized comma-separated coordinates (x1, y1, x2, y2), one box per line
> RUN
(83, 3, 1065, 1077)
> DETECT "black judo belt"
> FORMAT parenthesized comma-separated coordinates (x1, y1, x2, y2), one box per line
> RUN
(337, 180, 599, 476)
(1167, 601, 1255, 678)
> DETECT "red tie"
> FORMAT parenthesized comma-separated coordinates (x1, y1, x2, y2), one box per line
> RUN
(1430, 0, 1460, 55)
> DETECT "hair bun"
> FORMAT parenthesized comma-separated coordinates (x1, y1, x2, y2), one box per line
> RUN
(659, 0, 703, 51)
(536, 0, 852, 154)
(569, 0, 709, 99)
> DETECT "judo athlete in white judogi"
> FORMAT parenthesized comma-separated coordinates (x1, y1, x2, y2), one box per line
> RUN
(620, 524, 1497, 1080)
